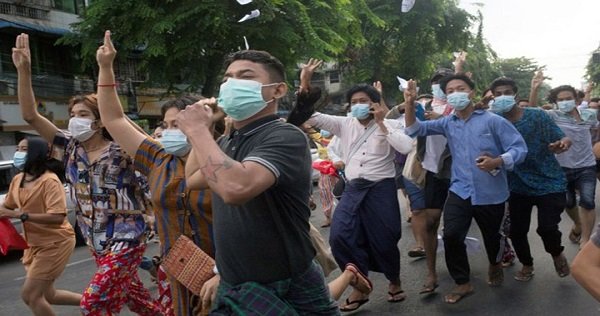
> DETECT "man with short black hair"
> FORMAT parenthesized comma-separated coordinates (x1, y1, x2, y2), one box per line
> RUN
(404, 74, 527, 304)
(181, 50, 338, 315)
(307, 81, 413, 311)
(489, 76, 572, 281)
(547, 84, 598, 248)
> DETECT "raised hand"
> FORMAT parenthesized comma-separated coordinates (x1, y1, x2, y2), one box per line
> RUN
(531, 70, 544, 90)
(585, 82, 594, 94)
(454, 51, 468, 71)
(299, 58, 323, 93)
(373, 81, 383, 95)
(12, 33, 31, 72)
(403, 79, 418, 104)
(96, 30, 117, 68)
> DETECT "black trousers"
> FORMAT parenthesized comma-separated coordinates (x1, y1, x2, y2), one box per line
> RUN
(508, 192, 565, 266)
(443, 192, 506, 285)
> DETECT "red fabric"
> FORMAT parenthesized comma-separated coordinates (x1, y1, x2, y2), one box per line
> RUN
(0, 218, 28, 255)
(311, 160, 338, 176)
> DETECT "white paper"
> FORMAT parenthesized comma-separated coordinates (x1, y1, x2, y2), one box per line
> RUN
(236, 0, 253, 4)
(396, 76, 408, 91)
(437, 235, 482, 255)
(243, 36, 250, 50)
(401, 0, 416, 13)
(238, 9, 260, 23)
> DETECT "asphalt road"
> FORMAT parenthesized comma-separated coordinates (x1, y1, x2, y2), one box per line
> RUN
(1, 189, 600, 315)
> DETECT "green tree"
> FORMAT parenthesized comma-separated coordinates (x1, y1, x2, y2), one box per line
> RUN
(494, 57, 545, 103)
(585, 46, 600, 97)
(462, 10, 499, 94)
(60, 0, 376, 96)
(338, 0, 473, 103)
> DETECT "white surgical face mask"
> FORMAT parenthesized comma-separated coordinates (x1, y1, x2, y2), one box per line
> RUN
(68, 117, 97, 142)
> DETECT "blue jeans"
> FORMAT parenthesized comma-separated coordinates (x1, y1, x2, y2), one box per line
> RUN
(403, 177, 426, 211)
(563, 166, 597, 210)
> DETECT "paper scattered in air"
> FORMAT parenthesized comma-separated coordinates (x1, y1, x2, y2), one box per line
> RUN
(243, 36, 250, 50)
(401, 0, 415, 13)
(236, 0, 253, 4)
(238, 9, 260, 23)
(397, 76, 408, 91)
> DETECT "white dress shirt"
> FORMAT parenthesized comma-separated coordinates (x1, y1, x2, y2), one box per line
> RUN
(307, 113, 412, 181)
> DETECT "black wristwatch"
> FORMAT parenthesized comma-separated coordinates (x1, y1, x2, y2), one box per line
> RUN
(19, 213, 29, 223)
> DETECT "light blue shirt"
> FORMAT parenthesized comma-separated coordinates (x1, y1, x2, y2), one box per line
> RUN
(405, 109, 528, 205)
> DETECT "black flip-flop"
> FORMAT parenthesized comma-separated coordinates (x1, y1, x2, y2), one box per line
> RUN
(387, 290, 406, 303)
(419, 283, 439, 294)
(340, 298, 369, 312)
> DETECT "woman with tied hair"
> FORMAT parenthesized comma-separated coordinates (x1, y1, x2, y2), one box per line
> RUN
(13, 33, 160, 315)
(0, 137, 80, 316)
(96, 30, 220, 315)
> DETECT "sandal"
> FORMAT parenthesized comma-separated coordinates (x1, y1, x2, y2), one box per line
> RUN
(345, 263, 373, 295)
(419, 282, 439, 294)
(387, 290, 406, 303)
(514, 267, 534, 282)
(408, 247, 426, 258)
(553, 254, 570, 278)
(339, 298, 369, 312)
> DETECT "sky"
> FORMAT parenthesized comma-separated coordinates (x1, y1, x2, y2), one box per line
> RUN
(458, 0, 600, 88)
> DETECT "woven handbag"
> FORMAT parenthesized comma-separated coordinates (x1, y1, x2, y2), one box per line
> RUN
(162, 235, 215, 296)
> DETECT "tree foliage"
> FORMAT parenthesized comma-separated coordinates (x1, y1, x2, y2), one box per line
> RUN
(60, 0, 549, 106)
(60, 0, 376, 95)
(585, 46, 600, 97)
(494, 57, 547, 104)
(339, 0, 473, 103)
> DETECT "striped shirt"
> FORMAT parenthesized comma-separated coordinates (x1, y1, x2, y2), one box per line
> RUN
(548, 109, 597, 169)
(52, 132, 151, 253)
(134, 138, 214, 316)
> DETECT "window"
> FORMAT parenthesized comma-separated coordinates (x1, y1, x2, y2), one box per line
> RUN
(53, 0, 86, 14)
(329, 71, 340, 84)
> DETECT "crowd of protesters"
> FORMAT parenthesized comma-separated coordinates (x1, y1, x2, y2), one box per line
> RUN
(3, 30, 600, 315)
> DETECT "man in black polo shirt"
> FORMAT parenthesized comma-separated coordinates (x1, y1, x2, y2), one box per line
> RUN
(179, 50, 338, 315)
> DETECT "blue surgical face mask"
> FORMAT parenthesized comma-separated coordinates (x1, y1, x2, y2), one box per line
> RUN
(431, 84, 446, 100)
(13, 151, 26, 170)
(491, 95, 516, 114)
(159, 129, 190, 156)
(557, 100, 576, 113)
(446, 92, 471, 111)
(217, 78, 278, 121)
(320, 130, 331, 138)
(351, 103, 371, 120)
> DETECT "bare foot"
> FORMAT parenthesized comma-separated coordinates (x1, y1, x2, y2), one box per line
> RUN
(488, 263, 504, 287)
(444, 283, 474, 304)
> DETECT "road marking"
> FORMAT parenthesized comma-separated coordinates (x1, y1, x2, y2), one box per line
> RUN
(13, 257, 94, 281)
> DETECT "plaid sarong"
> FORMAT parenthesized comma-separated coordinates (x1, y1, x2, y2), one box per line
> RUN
(210, 261, 339, 315)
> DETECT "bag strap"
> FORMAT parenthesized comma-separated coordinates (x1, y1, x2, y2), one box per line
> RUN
(178, 189, 193, 236)
(345, 122, 378, 162)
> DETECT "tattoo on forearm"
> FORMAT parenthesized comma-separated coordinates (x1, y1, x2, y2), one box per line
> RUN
(200, 154, 235, 182)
